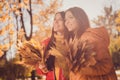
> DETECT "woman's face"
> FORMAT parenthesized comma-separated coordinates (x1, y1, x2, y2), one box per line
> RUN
(65, 11, 79, 32)
(53, 13, 65, 33)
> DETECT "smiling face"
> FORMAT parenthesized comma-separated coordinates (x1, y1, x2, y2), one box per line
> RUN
(65, 11, 79, 32)
(53, 13, 65, 34)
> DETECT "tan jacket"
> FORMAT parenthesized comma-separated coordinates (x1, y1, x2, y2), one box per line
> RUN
(69, 27, 117, 80)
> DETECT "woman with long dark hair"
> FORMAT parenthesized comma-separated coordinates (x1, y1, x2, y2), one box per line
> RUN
(36, 11, 69, 80)
(65, 7, 117, 80)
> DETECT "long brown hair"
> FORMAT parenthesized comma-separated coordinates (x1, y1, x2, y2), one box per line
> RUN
(44, 11, 69, 70)
(66, 7, 90, 38)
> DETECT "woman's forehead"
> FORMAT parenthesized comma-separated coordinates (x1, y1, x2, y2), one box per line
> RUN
(55, 13, 62, 18)
(65, 11, 74, 18)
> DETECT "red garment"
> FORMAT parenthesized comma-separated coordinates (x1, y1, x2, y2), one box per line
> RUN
(59, 68, 66, 80)
(41, 38, 51, 46)
(36, 38, 66, 80)
(36, 66, 55, 80)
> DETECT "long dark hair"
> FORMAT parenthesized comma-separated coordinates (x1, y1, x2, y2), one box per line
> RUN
(44, 11, 69, 71)
(66, 7, 90, 38)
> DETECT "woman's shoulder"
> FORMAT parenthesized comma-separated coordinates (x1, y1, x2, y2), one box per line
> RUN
(86, 26, 108, 36)
(81, 26, 110, 46)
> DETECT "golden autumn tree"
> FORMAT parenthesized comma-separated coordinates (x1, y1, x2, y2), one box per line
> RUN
(32, 0, 63, 42)
(109, 10, 120, 69)
(115, 10, 120, 35)
(92, 6, 118, 36)
(0, 0, 63, 79)
(0, 0, 63, 59)
(110, 10, 120, 56)
(0, 0, 14, 58)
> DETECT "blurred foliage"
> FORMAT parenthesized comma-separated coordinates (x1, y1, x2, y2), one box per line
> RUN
(0, 0, 62, 59)
(0, 0, 62, 79)
(109, 37, 120, 54)
(92, 6, 118, 36)
(111, 10, 120, 69)
(0, 56, 33, 80)
(115, 10, 120, 36)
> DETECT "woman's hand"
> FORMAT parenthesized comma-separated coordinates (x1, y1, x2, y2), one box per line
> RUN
(39, 64, 49, 73)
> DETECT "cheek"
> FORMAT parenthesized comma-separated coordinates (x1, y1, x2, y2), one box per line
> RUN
(57, 22, 64, 28)
(53, 27, 58, 32)
(59, 22, 64, 27)
(65, 21, 69, 29)
(71, 19, 79, 28)
(75, 21, 80, 29)
(53, 22, 58, 31)
(53, 25, 58, 32)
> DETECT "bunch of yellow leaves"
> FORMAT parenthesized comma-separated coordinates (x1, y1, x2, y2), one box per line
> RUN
(50, 35, 96, 73)
(17, 39, 44, 67)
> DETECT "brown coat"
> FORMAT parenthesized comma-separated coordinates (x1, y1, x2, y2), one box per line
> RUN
(69, 27, 117, 80)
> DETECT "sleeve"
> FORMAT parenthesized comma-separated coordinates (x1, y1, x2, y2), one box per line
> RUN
(80, 52, 113, 76)
(80, 34, 113, 76)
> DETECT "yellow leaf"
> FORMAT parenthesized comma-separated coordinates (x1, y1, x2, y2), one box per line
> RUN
(38, 0, 43, 5)
(0, 45, 2, 49)
(0, 14, 9, 22)
(0, 50, 4, 57)
(23, 0, 29, 4)
(116, 27, 120, 32)
(0, 42, 13, 51)
(5, 24, 13, 30)
(0, 1, 4, 11)
(0, 43, 9, 51)
(0, 28, 5, 35)
(115, 18, 120, 24)
(15, 10, 20, 15)
(18, 2, 25, 8)
(118, 11, 120, 18)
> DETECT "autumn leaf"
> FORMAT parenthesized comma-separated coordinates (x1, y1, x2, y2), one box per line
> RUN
(116, 26, 120, 32)
(0, 29, 5, 35)
(38, 0, 43, 5)
(0, 44, 9, 51)
(0, 23, 13, 35)
(18, 2, 25, 8)
(9, 29, 14, 35)
(115, 17, 120, 24)
(23, 0, 29, 5)
(15, 10, 21, 15)
(0, 1, 4, 12)
(0, 50, 4, 57)
(0, 14, 9, 22)
(118, 11, 120, 18)
(17, 39, 45, 67)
